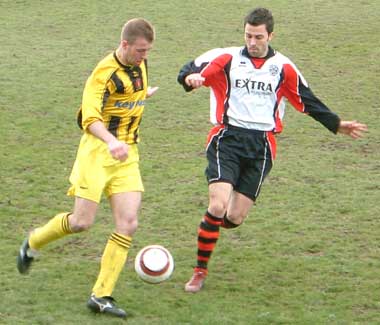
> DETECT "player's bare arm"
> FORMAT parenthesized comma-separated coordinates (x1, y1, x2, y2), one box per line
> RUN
(185, 73, 205, 89)
(88, 121, 129, 161)
(337, 120, 368, 139)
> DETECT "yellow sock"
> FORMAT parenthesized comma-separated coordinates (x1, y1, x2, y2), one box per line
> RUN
(29, 212, 73, 250)
(92, 233, 132, 297)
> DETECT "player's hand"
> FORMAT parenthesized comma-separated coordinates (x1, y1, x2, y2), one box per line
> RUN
(185, 73, 205, 89)
(337, 120, 368, 139)
(107, 139, 129, 161)
(146, 86, 159, 98)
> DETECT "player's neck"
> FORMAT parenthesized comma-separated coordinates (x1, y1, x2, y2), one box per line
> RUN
(115, 48, 130, 66)
(253, 48, 269, 59)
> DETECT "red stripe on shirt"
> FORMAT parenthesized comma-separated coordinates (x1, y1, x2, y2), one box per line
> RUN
(201, 54, 232, 125)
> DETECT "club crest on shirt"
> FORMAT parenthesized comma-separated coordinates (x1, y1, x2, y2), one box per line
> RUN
(133, 77, 143, 91)
(269, 64, 279, 76)
(124, 66, 144, 92)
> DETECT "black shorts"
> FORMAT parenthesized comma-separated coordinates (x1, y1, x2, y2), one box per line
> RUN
(205, 124, 274, 200)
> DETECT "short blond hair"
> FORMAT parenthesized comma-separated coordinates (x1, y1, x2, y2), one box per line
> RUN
(121, 18, 155, 44)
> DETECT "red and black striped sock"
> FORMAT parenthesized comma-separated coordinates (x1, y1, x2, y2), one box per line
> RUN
(195, 211, 222, 274)
(220, 213, 240, 229)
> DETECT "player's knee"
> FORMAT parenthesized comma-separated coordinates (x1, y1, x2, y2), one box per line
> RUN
(208, 201, 228, 218)
(228, 213, 246, 226)
(69, 213, 94, 232)
(70, 221, 92, 232)
(116, 216, 138, 236)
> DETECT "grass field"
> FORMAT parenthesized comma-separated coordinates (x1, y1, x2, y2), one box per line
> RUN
(1, 0, 379, 324)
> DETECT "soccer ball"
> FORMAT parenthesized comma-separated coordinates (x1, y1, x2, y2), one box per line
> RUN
(134, 245, 174, 284)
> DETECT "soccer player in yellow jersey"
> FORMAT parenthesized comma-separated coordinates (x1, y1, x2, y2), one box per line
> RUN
(16, 18, 158, 318)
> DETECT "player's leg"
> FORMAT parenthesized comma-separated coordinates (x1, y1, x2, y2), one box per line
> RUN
(220, 164, 272, 230)
(222, 129, 274, 229)
(88, 147, 143, 318)
(91, 191, 140, 297)
(88, 191, 141, 318)
(199, 182, 233, 271)
(30, 197, 98, 248)
(17, 135, 106, 274)
(185, 127, 239, 292)
(17, 197, 98, 274)
(222, 192, 254, 228)
(185, 182, 233, 292)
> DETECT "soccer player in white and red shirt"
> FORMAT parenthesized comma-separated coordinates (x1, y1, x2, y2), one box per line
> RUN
(177, 7, 367, 293)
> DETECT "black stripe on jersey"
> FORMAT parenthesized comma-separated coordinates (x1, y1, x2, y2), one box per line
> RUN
(272, 68, 285, 126)
(102, 88, 110, 111)
(124, 116, 141, 143)
(76, 108, 83, 129)
(127, 116, 137, 134)
(108, 116, 121, 137)
(222, 59, 232, 125)
(130, 116, 140, 143)
(144, 59, 148, 78)
(275, 68, 285, 93)
(110, 71, 125, 93)
(134, 117, 142, 143)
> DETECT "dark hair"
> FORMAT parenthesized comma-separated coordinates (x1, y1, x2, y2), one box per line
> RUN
(121, 18, 155, 43)
(244, 7, 274, 33)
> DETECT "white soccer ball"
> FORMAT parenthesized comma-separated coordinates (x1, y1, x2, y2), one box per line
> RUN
(134, 245, 174, 284)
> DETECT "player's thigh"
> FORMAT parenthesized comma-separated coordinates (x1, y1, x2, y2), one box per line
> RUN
(208, 182, 234, 216)
(227, 191, 254, 224)
(70, 196, 98, 231)
(110, 192, 142, 235)
(110, 191, 142, 220)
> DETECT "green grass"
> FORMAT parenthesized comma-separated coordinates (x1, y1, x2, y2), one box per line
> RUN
(1, 0, 379, 324)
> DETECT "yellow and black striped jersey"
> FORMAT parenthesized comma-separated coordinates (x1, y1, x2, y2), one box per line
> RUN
(77, 52, 148, 144)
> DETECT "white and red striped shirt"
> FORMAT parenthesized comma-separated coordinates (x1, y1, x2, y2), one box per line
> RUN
(178, 46, 340, 134)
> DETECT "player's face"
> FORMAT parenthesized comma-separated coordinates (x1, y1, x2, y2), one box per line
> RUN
(122, 37, 153, 66)
(244, 23, 273, 58)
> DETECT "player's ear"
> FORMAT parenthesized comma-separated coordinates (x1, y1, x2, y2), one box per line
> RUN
(121, 39, 129, 49)
(268, 32, 274, 42)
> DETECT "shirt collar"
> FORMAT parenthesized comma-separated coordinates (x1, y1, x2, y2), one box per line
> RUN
(242, 46, 275, 59)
